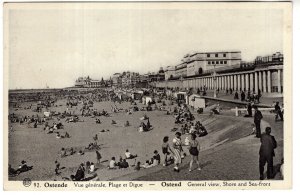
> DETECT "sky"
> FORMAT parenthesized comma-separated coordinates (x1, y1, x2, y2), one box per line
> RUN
(7, 3, 285, 89)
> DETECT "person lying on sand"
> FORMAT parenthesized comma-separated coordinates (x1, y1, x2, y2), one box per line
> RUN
(8, 164, 20, 176)
(17, 160, 33, 173)
(141, 160, 151, 169)
(125, 149, 138, 159)
(78, 150, 85, 155)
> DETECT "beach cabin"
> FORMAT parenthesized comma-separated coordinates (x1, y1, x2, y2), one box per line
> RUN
(174, 91, 188, 104)
(142, 96, 153, 105)
(132, 91, 144, 100)
(189, 94, 206, 109)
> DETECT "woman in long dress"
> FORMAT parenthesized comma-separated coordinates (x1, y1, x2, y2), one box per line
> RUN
(172, 132, 183, 172)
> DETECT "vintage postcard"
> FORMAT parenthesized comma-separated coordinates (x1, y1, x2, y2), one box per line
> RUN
(3, 1, 292, 190)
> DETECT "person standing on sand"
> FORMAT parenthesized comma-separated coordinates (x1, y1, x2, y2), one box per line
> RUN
(188, 133, 201, 172)
(162, 136, 172, 166)
(259, 127, 277, 180)
(253, 106, 263, 138)
(172, 132, 183, 172)
(96, 151, 101, 164)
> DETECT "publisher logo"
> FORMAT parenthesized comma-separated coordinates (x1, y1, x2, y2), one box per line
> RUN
(23, 178, 32, 187)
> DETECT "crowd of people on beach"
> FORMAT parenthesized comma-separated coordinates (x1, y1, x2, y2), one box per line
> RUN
(8, 86, 284, 181)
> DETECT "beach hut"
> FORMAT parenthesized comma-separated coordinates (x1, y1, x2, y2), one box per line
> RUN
(175, 91, 188, 104)
(142, 96, 153, 105)
(189, 94, 206, 109)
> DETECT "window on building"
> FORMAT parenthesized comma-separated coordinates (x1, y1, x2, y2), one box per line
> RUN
(223, 53, 226, 57)
(220, 61, 223, 64)
(208, 61, 211, 64)
(215, 54, 218, 57)
(207, 54, 210, 57)
(212, 61, 215, 64)
(224, 61, 227, 64)
(216, 61, 219, 64)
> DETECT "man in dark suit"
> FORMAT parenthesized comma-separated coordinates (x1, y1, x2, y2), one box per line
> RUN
(253, 106, 263, 138)
(259, 127, 277, 180)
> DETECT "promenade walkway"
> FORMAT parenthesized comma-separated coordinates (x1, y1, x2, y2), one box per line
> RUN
(113, 114, 283, 181)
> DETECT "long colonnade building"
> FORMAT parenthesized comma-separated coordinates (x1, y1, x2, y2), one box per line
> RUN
(156, 51, 283, 96)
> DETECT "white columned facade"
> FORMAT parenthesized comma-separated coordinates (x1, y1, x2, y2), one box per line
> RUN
(230, 75, 233, 89)
(263, 71, 267, 92)
(278, 69, 282, 93)
(249, 73, 254, 91)
(222, 76, 225, 90)
(233, 75, 236, 90)
(245, 74, 249, 91)
(258, 71, 262, 91)
(241, 74, 245, 91)
(255, 72, 259, 93)
(237, 75, 241, 91)
(267, 71, 271, 93)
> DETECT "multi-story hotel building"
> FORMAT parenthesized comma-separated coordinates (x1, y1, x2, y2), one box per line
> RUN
(165, 51, 241, 80)
(155, 52, 283, 96)
(75, 76, 103, 88)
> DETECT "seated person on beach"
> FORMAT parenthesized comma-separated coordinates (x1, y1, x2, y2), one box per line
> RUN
(53, 123, 58, 130)
(134, 161, 141, 171)
(250, 123, 256, 135)
(56, 132, 62, 139)
(93, 134, 98, 142)
(86, 143, 97, 150)
(68, 147, 75, 155)
(60, 148, 67, 157)
(17, 160, 32, 173)
(125, 149, 137, 159)
(108, 157, 117, 169)
(139, 122, 147, 132)
(211, 104, 221, 115)
(57, 122, 63, 129)
(119, 159, 129, 169)
(64, 132, 70, 138)
(143, 114, 149, 120)
(71, 165, 85, 181)
(47, 127, 54, 134)
(198, 124, 208, 137)
(124, 121, 130, 127)
(95, 118, 101, 124)
(127, 110, 132, 115)
(78, 150, 85, 155)
(89, 162, 95, 173)
(141, 160, 151, 169)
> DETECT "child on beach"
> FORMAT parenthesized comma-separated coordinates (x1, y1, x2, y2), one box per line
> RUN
(108, 157, 117, 169)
